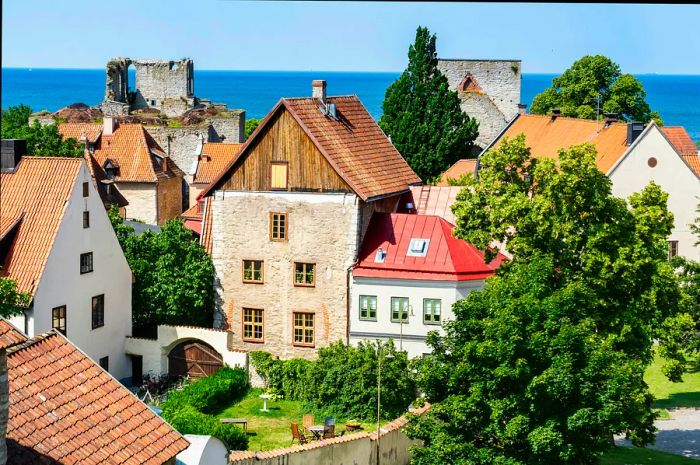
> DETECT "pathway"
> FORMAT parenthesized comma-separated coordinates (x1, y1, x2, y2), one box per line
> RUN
(615, 408, 700, 459)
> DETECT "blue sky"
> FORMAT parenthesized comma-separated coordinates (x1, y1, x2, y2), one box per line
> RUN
(2, 1, 699, 74)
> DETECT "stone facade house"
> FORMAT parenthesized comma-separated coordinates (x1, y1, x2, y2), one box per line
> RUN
(437, 59, 523, 151)
(483, 114, 700, 260)
(350, 213, 504, 357)
(59, 118, 185, 225)
(200, 80, 421, 359)
(0, 155, 133, 380)
(0, 319, 189, 465)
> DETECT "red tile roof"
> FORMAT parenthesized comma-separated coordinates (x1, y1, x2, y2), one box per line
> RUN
(194, 143, 242, 184)
(492, 114, 630, 173)
(202, 95, 422, 200)
(0, 319, 26, 350)
(59, 123, 183, 183)
(181, 203, 203, 235)
(58, 122, 103, 144)
(438, 159, 477, 186)
(353, 213, 504, 281)
(6, 331, 189, 465)
(662, 126, 700, 177)
(0, 157, 83, 296)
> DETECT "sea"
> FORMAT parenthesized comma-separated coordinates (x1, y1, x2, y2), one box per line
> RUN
(2, 68, 699, 141)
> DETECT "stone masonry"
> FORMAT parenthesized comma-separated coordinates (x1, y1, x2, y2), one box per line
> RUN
(438, 59, 522, 150)
(211, 191, 361, 359)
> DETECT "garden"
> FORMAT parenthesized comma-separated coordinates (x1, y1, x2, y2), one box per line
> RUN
(158, 340, 417, 452)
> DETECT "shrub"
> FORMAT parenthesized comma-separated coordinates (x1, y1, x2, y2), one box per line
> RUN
(165, 404, 248, 450)
(163, 367, 248, 414)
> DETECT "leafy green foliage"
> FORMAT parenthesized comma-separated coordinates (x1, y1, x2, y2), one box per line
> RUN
(109, 209, 215, 337)
(408, 136, 686, 464)
(379, 26, 478, 182)
(530, 55, 662, 124)
(245, 118, 261, 139)
(162, 368, 249, 449)
(250, 341, 415, 421)
(0, 276, 30, 318)
(0, 104, 83, 157)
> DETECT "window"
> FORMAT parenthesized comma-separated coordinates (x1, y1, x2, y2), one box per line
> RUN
(92, 294, 104, 329)
(52, 305, 66, 335)
(80, 252, 93, 274)
(99, 356, 109, 371)
(668, 241, 679, 260)
(242, 260, 264, 283)
(270, 212, 288, 241)
(359, 295, 377, 321)
(423, 299, 441, 325)
(242, 308, 264, 342)
(293, 312, 315, 346)
(83, 211, 90, 229)
(391, 297, 409, 323)
(407, 238, 430, 257)
(294, 262, 315, 287)
(82, 181, 89, 197)
(271, 162, 288, 189)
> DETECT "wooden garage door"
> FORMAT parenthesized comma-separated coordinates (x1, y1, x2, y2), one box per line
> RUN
(168, 340, 223, 379)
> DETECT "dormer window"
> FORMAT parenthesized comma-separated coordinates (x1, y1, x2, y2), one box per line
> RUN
(103, 159, 119, 180)
(407, 238, 430, 257)
(374, 247, 386, 263)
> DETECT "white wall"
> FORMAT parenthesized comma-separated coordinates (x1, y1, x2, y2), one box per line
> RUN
(608, 125, 700, 261)
(349, 276, 484, 357)
(118, 182, 158, 225)
(31, 163, 133, 380)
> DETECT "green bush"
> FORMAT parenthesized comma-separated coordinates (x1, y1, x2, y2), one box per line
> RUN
(161, 367, 249, 450)
(250, 341, 416, 421)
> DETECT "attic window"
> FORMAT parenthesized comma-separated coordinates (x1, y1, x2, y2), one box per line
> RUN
(374, 247, 386, 263)
(407, 238, 430, 257)
(459, 73, 484, 94)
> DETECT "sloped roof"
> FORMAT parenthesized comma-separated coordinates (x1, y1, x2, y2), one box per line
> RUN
(662, 126, 700, 177)
(407, 185, 462, 225)
(0, 157, 83, 295)
(491, 114, 630, 173)
(181, 202, 203, 236)
(353, 213, 504, 281)
(6, 330, 189, 465)
(202, 96, 421, 200)
(59, 122, 183, 183)
(438, 159, 477, 186)
(201, 197, 214, 255)
(84, 153, 129, 208)
(0, 319, 26, 350)
(194, 143, 242, 184)
(58, 122, 102, 143)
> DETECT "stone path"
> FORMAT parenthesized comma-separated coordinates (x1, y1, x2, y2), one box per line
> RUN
(615, 408, 700, 459)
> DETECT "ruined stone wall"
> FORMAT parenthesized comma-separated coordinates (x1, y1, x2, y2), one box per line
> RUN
(146, 126, 207, 179)
(209, 112, 246, 143)
(133, 59, 194, 111)
(437, 59, 522, 149)
(211, 191, 361, 359)
(104, 57, 131, 103)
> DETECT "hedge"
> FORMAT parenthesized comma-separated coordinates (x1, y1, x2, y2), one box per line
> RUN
(162, 367, 249, 450)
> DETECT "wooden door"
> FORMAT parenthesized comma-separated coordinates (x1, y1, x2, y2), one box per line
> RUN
(168, 340, 223, 379)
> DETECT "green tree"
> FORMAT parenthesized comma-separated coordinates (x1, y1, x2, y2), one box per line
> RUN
(0, 276, 30, 318)
(0, 104, 83, 157)
(379, 26, 478, 182)
(530, 55, 662, 124)
(109, 208, 215, 337)
(691, 201, 700, 245)
(408, 136, 684, 464)
(245, 118, 261, 139)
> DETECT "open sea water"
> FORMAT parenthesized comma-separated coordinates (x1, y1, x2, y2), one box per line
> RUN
(2, 68, 699, 141)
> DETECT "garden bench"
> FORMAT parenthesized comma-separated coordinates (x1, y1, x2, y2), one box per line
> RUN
(220, 417, 248, 431)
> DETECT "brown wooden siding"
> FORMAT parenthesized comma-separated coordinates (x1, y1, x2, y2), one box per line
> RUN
(221, 109, 352, 193)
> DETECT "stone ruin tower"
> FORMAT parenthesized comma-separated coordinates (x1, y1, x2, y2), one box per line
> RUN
(437, 59, 523, 151)
(102, 57, 196, 117)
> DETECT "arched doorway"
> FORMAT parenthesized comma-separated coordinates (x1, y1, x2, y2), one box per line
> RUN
(168, 340, 223, 379)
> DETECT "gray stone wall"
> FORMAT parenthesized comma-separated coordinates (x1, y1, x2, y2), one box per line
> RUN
(0, 351, 8, 465)
(133, 59, 194, 111)
(146, 126, 208, 179)
(438, 59, 522, 149)
(209, 112, 246, 143)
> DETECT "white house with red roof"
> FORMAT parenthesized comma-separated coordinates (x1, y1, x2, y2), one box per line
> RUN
(350, 213, 505, 357)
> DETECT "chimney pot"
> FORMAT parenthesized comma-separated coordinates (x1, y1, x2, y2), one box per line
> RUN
(312, 80, 327, 103)
(517, 104, 527, 115)
(551, 108, 561, 119)
(103, 116, 117, 136)
(627, 122, 645, 146)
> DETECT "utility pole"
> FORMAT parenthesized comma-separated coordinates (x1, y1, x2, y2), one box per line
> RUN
(377, 346, 382, 465)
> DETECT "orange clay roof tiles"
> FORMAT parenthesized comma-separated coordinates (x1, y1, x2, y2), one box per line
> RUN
(58, 123, 103, 144)
(6, 331, 189, 465)
(194, 143, 242, 183)
(0, 319, 26, 350)
(0, 157, 83, 296)
(496, 114, 630, 173)
(201, 197, 214, 255)
(438, 159, 477, 185)
(661, 126, 700, 177)
(203, 96, 422, 200)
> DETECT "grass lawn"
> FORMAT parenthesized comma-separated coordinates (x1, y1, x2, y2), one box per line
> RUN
(602, 446, 698, 465)
(214, 388, 381, 451)
(645, 352, 700, 409)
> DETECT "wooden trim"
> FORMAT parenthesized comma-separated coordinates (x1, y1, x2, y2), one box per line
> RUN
(269, 211, 288, 242)
(422, 298, 442, 325)
(359, 295, 377, 321)
(270, 160, 289, 190)
(242, 259, 264, 284)
(293, 262, 316, 288)
(390, 296, 410, 323)
(292, 311, 315, 347)
(242, 307, 265, 343)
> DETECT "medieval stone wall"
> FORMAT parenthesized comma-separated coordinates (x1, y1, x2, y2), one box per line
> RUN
(437, 59, 522, 149)
(132, 59, 194, 109)
(146, 126, 208, 178)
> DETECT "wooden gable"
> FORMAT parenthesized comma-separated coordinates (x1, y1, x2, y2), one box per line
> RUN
(220, 108, 352, 193)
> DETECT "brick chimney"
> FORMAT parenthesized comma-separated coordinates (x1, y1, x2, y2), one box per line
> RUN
(550, 108, 561, 120)
(103, 116, 117, 136)
(312, 80, 327, 103)
(1, 139, 26, 173)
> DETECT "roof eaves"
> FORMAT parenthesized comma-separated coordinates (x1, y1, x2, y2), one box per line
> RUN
(605, 121, 654, 177)
(656, 124, 700, 181)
